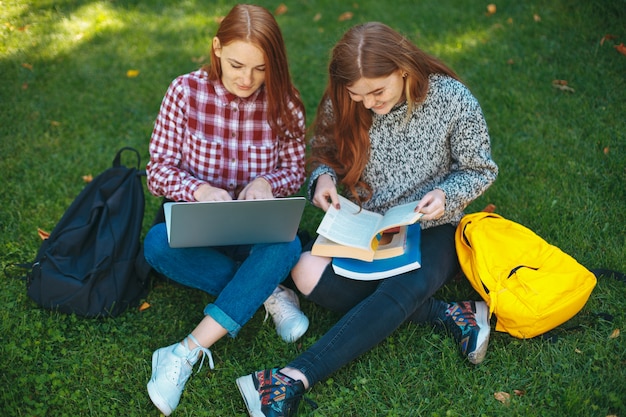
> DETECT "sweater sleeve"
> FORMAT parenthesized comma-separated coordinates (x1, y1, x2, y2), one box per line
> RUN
(435, 85, 498, 216)
(307, 164, 337, 202)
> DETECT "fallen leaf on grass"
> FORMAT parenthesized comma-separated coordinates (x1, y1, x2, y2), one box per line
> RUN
(486, 4, 496, 16)
(614, 43, 626, 56)
(553, 84, 575, 92)
(338, 11, 353, 21)
(313, 13, 322, 22)
(603, 146, 610, 155)
(50, 120, 60, 127)
(139, 302, 151, 312)
(191, 55, 207, 64)
(126, 69, 140, 78)
(552, 79, 575, 93)
(22, 63, 33, 70)
(82, 174, 93, 183)
(513, 389, 526, 396)
(22, 83, 29, 90)
(494, 391, 510, 405)
(533, 14, 541, 22)
(275, 4, 288, 15)
(600, 34, 617, 46)
(609, 328, 620, 339)
(38, 228, 50, 240)
(482, 203, 496, 213)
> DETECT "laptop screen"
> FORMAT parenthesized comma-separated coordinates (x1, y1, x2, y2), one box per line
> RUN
(164, 197, 306, 247)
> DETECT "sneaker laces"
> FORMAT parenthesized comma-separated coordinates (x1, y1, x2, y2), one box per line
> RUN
(447, 302, 478, 332)
(185, 333, 215, 372)
(263, 286, 300, 324)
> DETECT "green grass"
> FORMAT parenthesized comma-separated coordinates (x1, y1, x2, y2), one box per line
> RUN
(1, 0, 625, 416)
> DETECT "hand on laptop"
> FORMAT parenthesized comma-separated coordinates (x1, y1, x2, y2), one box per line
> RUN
(238, 177, 273, 200)
(193, 178, 272, 202)
(194, 184, 233, 202)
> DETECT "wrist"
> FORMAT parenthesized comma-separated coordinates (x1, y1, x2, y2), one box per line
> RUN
(255, 176, 273, 194)
(193, 183, 209, 201)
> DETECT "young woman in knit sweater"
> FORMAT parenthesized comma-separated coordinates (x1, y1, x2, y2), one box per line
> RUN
(237, 21, 499, 417)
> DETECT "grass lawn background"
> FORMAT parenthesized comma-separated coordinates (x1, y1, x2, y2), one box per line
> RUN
(1, 0, 625, 416)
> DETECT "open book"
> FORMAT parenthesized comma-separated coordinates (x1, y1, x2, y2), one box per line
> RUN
(311, 195, 423, 261)
(332, 224, 421, 280)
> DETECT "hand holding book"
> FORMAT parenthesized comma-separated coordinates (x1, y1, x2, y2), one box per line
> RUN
(311, 195, 423, 262)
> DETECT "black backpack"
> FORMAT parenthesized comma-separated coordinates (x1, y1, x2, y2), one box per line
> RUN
(26, 147, 151, 317)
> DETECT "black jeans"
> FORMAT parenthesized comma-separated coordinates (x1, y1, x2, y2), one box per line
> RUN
(287, 224, 459, 386)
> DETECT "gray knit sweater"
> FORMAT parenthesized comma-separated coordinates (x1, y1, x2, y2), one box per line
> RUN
(309, 74, 498, 229)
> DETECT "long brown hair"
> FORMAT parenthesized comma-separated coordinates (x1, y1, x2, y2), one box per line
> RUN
(310, 22, 459, 204)
(202, 4, 304, 139)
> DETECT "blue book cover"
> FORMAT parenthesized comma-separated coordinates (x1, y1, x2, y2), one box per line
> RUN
(331, 224, 422, 280)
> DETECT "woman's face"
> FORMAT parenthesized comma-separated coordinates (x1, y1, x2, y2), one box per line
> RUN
(346, 70, 405, 115)
(213, 38, 266, 98)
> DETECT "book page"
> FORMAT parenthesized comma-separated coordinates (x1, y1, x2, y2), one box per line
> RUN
(316, 195, 382, 250)
(377, 200, 423, 232)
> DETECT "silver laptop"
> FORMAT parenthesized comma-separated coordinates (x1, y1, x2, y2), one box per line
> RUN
(163, 197, 306, 248)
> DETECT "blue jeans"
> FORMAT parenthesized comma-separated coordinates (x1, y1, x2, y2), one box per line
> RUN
(288, 224, 458, 386)
(143, 223, 302, 337)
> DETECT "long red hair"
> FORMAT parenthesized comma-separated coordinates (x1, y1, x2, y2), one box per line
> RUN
(202, 4, 304, 139)
(310, 22, 459, 204)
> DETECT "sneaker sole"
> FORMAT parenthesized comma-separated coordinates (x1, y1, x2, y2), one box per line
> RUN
(236, 374, 265, 417)
(467, 301, 490, 365)
(147, 350, 174, 416)
(280, 316, 310, 343)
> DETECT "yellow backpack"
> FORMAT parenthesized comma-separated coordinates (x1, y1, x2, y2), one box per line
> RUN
(455, 212, 597, 339)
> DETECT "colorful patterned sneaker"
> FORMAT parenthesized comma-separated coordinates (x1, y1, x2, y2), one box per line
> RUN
(236, 368, 310, 417)
(147, 334, 214, 416)
(264, 285, 309, 343)
(441, 301, 490, 365)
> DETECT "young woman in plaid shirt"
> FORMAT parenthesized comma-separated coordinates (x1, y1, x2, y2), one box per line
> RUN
(144, 5, 309, 416)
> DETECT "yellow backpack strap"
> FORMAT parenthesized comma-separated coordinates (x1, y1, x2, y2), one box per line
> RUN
(455, 212, 503, 318)
(590, 269, 626, 283)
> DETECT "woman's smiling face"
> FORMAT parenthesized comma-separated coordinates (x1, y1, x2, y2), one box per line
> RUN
(213, 38, 267, 98)
(346, 70, 405, 115)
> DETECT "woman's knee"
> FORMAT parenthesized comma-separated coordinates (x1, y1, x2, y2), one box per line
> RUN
(291, 252, 329, 296)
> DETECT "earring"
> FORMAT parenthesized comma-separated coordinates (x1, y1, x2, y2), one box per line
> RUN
(402, 72, 408, 78)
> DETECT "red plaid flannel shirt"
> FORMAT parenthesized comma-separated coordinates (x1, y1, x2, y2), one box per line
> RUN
(147, 70, 306, 201)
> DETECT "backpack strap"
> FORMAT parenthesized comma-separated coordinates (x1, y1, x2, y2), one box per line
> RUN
(113, 147, 142, 171)
(4, 262, 31, 281)
(590, 268, 626, 283)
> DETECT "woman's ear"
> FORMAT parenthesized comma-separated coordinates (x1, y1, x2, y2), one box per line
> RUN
(212, 37, 222, 57)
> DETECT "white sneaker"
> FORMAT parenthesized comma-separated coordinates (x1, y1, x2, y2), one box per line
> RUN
(147, 334, 214, 416)
(264, 285, 309, 343)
